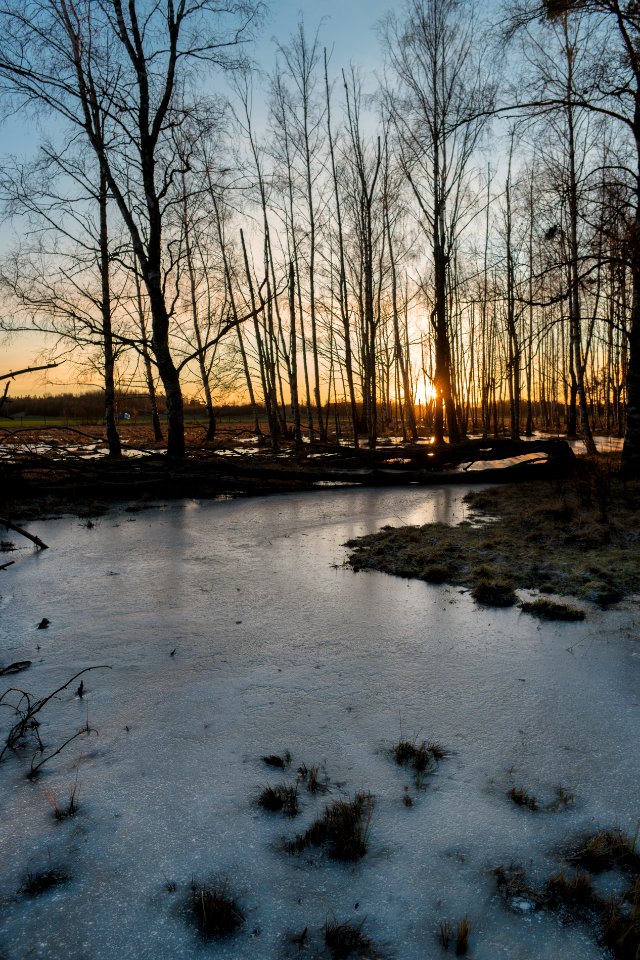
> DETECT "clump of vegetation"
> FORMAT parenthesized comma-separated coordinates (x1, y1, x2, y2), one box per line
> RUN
(0, 539, 15, 551)
(439, 919, 453, 950)
(346, 474, 640, 604)
(492, 863, 541, 911)
(258, 783, 298, 817)
(297, 762, 329, 793)
(324, 917, 374, 959)
(508, 786, 539, 811)
(422, 564, 452, 584)
(519, 599, 585, 621)
(20, 868, 68, 896)
(548, 785, 575, 811)
(44, 780, 80, 820)
(471, 578, 517, 607)
(601, 894, 640, 960)
(566, 828, 640, 874)
(392, 738, 447, 787)
(545, 869, 595, 910)
(455, 916, 470, 956)
(286, 792, 374, 861)
(262, 751, 291, 769)
(191, 880, 244, 939)
(581, 580, 624, 607)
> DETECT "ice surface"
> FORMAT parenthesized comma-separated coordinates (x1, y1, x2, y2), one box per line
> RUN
(0, 486, 638, 959)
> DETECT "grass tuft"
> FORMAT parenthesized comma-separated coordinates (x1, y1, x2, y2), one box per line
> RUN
(287, 792, 374, 861)
(567, 828, 640, 874)
(545, 869, 595, 909)
(519, 599, 585, 621)
(508, 786, 539, 811)
(262, 752, 290, 769)
(439, 918, 453, 950)
(191, 880, 244, 939)
(258, 783, 298, 817)
(471, 578, 517, 607)
(44, 781, 80, 820)
(20, 868, 68, 896)
(393, 737, 447, 789)
(324, 916, 372, 959)
(455, 916, 470, 956)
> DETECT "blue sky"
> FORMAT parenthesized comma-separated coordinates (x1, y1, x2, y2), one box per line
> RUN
(259, 0, 394, 68)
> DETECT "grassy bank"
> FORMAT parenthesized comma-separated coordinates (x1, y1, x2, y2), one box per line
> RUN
(346, 463, 640, 608)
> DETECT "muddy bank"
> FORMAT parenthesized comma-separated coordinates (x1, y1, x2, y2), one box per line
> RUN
(346, 471, 640, 607)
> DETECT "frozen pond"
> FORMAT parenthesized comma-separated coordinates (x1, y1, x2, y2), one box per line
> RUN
(0, 487, 638, 959)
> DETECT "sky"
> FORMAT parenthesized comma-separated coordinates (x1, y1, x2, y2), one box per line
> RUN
(0, 0, 502, 396)
(0, 0, 398, 394)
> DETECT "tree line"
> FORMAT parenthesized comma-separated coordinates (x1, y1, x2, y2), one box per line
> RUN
(0, 0, 638, 475)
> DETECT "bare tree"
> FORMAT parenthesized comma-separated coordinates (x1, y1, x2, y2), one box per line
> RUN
(382, 0, 494, 443)
(0, 0, 264, 457)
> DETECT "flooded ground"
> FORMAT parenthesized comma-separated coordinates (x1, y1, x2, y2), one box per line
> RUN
(0, 487, 638, 959)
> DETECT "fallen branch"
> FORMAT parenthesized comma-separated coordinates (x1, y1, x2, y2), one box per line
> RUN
(0, 665, 111, 765)
(0, 517, 48, 550)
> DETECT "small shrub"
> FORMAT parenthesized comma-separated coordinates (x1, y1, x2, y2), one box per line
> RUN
(0, 540, 15, 552)
(298, 762, 328, 793)
(191, 880, 244, 939)
(324, 917, 372, 959)
(519, 599, 585, 621)
(508, 786, 539, 811)
(287, 792, 374, 862)
(471, 578, 517, 607)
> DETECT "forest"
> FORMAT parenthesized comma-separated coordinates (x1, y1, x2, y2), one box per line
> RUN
(0, 0, 638, 474)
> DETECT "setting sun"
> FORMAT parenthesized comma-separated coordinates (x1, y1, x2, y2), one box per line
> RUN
(414, 375, 437, 405)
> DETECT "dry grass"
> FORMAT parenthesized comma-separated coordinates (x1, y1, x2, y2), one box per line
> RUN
(324, 917, 374, 959)
(286, 792, 374, 861)
(455, 916, 470, 956)
(566, 828, 640, 874)
(19, 868, 68, 896)
(191, 880, 244, 939)
(392, 738, 447, 789)
(508, 786, 539, 811)
(346, 468, 640, 603)
(545, 869, 595, 909)
(471, 578, 517, 607)
(519, 599, 585, 621)
(258, 783, 298, 817)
